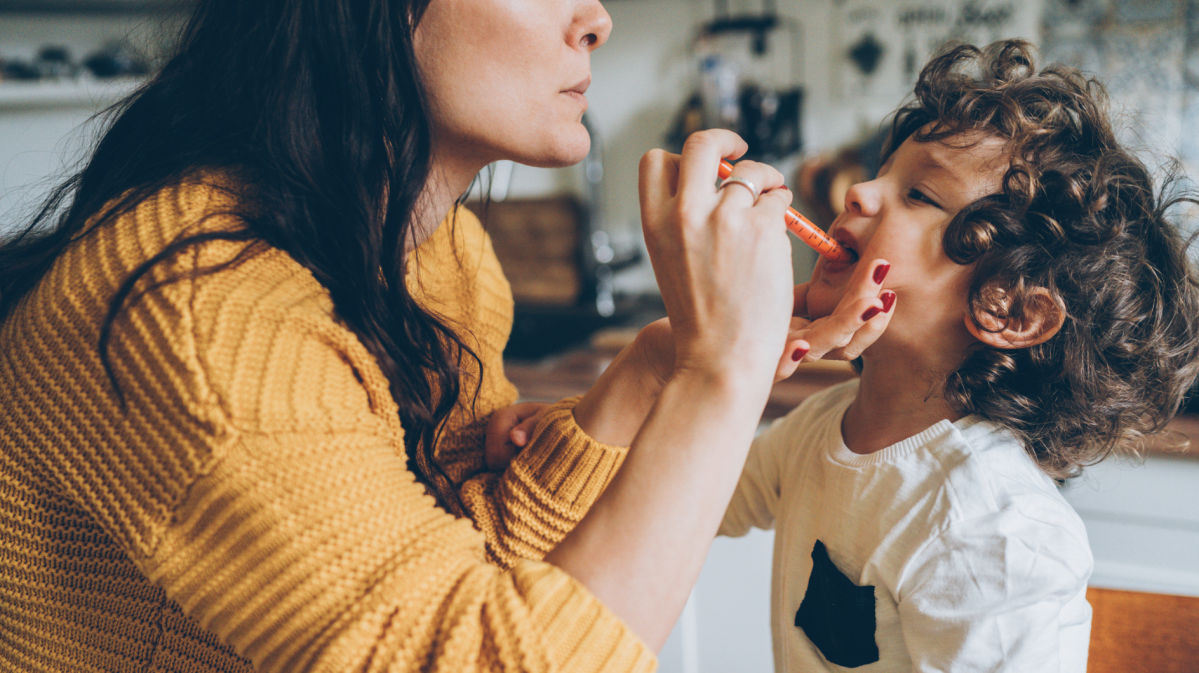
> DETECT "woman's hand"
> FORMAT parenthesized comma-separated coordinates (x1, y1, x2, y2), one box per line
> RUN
(573, 129, 796, 449)
(484, 402, 549, 471)
(639, 130, 795, 385)
(624, 317, 673, 387)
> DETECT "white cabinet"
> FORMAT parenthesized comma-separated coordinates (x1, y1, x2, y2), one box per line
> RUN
(659, 530, 777, 673)
(1061, 454, 1199, 597)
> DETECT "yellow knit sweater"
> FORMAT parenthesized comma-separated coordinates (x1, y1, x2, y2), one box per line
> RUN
(0, 173, 655, 672)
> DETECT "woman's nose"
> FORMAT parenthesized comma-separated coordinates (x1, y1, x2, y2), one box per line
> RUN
(843, 179, 881, 217)
(573, 0, 612, 51)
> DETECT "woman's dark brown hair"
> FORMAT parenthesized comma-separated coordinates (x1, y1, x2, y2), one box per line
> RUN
(0, 0, 478, 514)
(884, 39, 1199, 479)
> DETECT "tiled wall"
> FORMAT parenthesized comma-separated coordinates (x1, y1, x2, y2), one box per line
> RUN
(1043, 0, 1199, 191)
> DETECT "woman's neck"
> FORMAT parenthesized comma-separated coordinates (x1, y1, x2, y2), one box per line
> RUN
(841, 342, 968, 455)
(409, 152, 486, 251)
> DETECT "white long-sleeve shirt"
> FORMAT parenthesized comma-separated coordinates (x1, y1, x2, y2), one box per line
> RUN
(721, 380, 1093, 672)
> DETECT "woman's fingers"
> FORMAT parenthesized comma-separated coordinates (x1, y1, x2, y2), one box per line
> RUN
(773, 316, 813, 381)
(638, 148, 680, 209)
(835, 258, 890, 313)
(825, 290, 896, 360)
(802, 291, 896, 360)
(790, 258, 894, 362)
(638, 130, 796, 382)
(674, 129, 748, 201)
(792, 282, 812, 318)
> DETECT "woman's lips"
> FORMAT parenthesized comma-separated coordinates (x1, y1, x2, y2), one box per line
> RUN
(563, 90, 588, 109)
(563, 76, 590, 108)
(566, 76, 591, 95)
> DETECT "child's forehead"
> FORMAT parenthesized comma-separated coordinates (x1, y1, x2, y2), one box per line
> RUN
(896, 134, 1010, 194)
(913, 131, 1007, 164)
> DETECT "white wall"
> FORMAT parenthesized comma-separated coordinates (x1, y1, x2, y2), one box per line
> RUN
(1061, 454, 1199, 598)
(658, 529, 777, 673)
(0, 81, 142, 229)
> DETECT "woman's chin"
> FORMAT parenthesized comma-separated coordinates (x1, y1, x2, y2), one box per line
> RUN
(514, 130, 592, 168)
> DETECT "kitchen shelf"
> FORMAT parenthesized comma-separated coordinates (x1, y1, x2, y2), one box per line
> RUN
(0, 77, 143, 111)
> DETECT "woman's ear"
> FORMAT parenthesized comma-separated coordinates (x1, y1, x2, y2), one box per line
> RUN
(964, 287, 1065, 349)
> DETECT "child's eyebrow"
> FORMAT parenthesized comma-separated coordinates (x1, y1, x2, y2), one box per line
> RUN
(916, 154, 962, 185)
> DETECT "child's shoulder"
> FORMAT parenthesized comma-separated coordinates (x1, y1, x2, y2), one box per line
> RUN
(935, 418, 1084, 529)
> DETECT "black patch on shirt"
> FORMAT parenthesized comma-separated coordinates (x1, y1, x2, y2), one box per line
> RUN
(794, 539, 879, 668)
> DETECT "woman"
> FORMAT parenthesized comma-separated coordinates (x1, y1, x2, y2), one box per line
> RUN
(0, 0, 892, 671)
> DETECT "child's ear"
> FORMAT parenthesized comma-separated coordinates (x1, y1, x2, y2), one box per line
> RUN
(964, 287, 1065, 349)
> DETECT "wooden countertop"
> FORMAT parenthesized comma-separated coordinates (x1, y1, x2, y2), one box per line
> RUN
(505, 344, 857, 422)
(504, 329, 1198, 459)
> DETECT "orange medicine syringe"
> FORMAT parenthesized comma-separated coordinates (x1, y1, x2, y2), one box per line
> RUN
(718, 159, 856, 263)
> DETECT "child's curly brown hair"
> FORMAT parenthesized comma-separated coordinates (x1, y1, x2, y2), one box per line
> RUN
(882, 39, 1199, 480)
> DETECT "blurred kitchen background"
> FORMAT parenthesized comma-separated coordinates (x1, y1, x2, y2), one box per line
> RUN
(1, 0, 1197, 670)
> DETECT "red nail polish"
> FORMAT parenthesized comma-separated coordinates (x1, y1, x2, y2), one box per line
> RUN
(881, 290, 896, 313)
(873, 263, 891, 285)
(861, 306, 881, 322)
(791, 347, 808, 362)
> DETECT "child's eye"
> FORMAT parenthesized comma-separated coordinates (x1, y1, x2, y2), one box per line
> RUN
(907, 188, 941, 209)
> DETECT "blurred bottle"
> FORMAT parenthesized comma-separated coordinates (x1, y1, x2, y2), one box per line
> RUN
(35, 46, 77, 80)
(699, 54, 740, 130)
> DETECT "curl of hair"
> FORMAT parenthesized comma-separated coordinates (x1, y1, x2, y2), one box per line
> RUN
(0, 0, 478, 513)
(884, 39, 1199, 479)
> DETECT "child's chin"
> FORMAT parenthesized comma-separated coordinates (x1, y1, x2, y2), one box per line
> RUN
(805, 291, 840, 320)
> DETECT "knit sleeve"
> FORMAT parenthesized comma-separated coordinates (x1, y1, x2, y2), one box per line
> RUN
(459, 398, 629, 569)
(130, 268, 654, 673)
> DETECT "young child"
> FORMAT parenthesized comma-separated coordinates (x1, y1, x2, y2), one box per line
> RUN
(720, 40, 1199, 672)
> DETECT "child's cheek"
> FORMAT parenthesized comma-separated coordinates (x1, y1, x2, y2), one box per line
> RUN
(805, 285, 840, 320)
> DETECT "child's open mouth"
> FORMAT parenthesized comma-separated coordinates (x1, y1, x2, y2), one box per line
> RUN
(822, 229, 860, 272)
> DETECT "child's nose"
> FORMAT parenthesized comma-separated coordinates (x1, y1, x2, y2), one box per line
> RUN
(843, 179, 881, 217)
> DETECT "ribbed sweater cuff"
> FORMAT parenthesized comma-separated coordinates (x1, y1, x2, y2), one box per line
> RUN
(510, 396, 628, 511)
